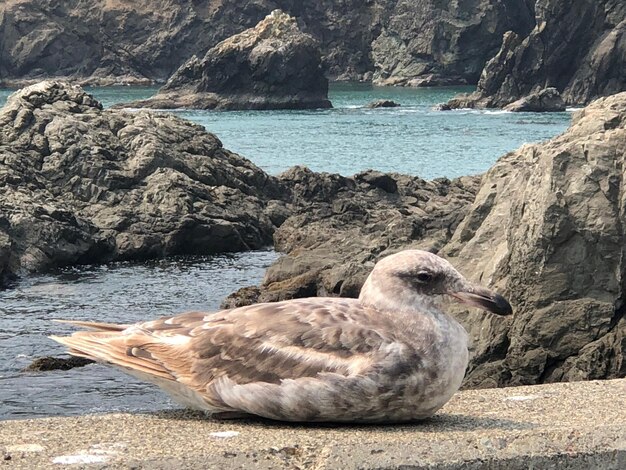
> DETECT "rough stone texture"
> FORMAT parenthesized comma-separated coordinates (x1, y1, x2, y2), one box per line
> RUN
(366, 99, 400, 108)
(503, 87, 566, 112)
(0, 81, 478, 288)
(448, 1, 626, 108)
(223, 167, 480, 306)
(118, 11, 331, 110)
(442, 92, 626, 387)
(1, 379, 624, 469)
(371, 0, 535, 87)
(0, 81, 283, 280)
(0, 0, 534, 87)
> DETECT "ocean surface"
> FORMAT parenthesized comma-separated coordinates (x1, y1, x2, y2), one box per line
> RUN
(0, 83, 571, 178)
(0, 84, 571, 420)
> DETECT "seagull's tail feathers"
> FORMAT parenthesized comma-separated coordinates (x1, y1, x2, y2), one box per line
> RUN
(52, 319, 130, 331)
(50, 330, 175, 381)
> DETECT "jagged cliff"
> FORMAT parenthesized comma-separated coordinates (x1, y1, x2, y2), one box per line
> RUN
(0, 0, 532, 86)
(448, 0, 626, 108)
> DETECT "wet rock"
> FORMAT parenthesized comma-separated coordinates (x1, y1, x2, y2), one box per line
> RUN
(366, 100, 400, 109)
(0, 81, 284, 283)
(447, 1, 626, 108)
(443, 92, 626, 386)
(503, 88, 566, 113)
(118, 11, 331, 111)
(24, 356, 94, 372)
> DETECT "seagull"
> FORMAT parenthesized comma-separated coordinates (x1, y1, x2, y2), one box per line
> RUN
(51, 250, 512, 423)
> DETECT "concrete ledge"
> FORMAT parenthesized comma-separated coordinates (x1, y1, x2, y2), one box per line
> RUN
(1, 379, 625, 469)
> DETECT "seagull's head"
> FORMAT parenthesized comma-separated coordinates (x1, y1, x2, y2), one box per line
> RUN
(359, 250, 512, 316)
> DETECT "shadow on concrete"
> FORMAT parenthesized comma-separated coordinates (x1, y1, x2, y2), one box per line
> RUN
(147, 409, 535, 432)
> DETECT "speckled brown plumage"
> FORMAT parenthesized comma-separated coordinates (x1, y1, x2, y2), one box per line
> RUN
(52, 250, 512, 423)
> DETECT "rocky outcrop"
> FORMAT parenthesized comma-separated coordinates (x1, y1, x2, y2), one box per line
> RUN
(222, 167, 481, 306)
(0, 81, 284, 281)
(503, 88, 566, 112)
(366, 100, 400, 108)
(118, 11, 331, 110)
(442, 92, 626, 387)
(447, 1, 626, 108)
(0, 81, 480, 286)
(0, 1, 534, 87)
(371, 0, 535, 87)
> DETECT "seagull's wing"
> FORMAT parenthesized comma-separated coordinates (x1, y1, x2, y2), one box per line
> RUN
(52, 298, 399, 420)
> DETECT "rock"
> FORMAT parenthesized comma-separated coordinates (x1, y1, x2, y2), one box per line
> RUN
(248, 166, 480, 303)
(447, 1, 626, 108)
(442, 92, 626, 386)
(366, 100, 400, 109)
(371, 1, 535, 87)
(0, 81, 285, 283)
(226, 93, 626, 389)
(24, 356, 94, 372)
(503, 88, 566, 112)
(116, 11, 332, 110)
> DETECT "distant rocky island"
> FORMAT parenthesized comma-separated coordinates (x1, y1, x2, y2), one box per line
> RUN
(1, 1, 623, 108)
(1, 81, 625, 389)
(117, 11, 331, 110)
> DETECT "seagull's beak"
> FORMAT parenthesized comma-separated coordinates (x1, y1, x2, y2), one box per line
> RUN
(450, 285, 513, 316)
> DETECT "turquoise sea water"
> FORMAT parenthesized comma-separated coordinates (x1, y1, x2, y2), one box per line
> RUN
(0, 83, 571, 179)
(0, 83, 571, 420)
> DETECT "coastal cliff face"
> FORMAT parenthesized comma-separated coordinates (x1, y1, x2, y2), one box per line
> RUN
(371, 0, 534, 86)
(0, 0, 532, 86)
(449, 0, 626, 107)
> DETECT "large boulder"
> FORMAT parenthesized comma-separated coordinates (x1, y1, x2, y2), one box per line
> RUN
(0, 81, 284, 281)
(503, 87, 566, 112)
(118, 11, 331, 110)
(447, 1, 626, 109)
(443, 92, 626, 387)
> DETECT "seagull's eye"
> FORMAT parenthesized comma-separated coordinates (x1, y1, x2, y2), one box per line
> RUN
(415, 272, 433, 284)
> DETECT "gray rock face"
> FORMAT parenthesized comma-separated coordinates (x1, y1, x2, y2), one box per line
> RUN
(0, 1, 533, 87)
(448, 1, 626, 108)
(0, 81, 283, 279)
(371, 0, 534, 87)
(443, 92, 626, 386)
(118, 11, 331, 110)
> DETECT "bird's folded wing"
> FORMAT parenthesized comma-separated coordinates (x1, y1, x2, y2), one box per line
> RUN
(53, 298, 395, 392)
